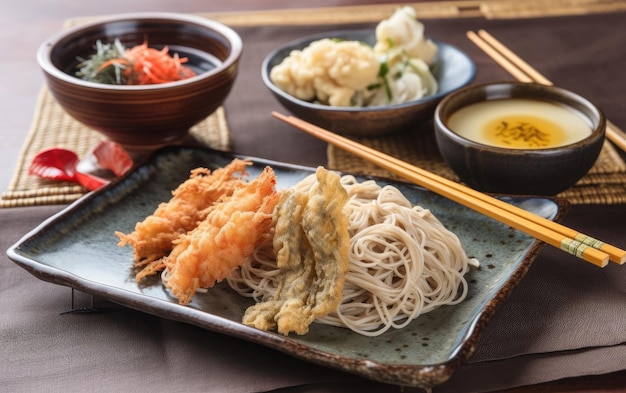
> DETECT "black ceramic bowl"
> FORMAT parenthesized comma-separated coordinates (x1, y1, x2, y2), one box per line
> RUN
(37, 12, 242, 148)
(434, 82, 606, 195)
(262, 29, 476, 137)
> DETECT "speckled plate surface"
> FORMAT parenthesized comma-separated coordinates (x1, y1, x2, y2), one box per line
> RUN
(7, 146, 564, 389)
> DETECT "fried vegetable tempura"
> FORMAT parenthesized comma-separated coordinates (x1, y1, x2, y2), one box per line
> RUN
(116, 159, 251, 281)
(163, 167, 279, 305)
(242, 167, 350, 335)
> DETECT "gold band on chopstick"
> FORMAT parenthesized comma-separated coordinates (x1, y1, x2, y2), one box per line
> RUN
(574, 234, 604, 249)
(560, 238, 591, 260)
(272, 112, 625, 268)
(466, 29, 626, 264)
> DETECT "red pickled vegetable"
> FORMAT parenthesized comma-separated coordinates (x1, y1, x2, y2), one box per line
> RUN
(28, 142, 133, 191)
(81, 40, 196, 85)
(123, 42, 196, 85)
(74, 170, 110, 191)
(28, 148, 79, 183)
(92, 141, 133, 177)
(28, 148, 108, 191)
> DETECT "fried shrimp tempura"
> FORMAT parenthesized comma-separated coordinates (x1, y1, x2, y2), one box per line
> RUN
(115, 159, 251, 281)
(163, 167, 279, 305)
(243, 167, 350, 335)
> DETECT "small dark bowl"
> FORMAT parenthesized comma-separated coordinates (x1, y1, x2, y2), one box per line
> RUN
(434, 82, 606, 195)
(262, 29, 476, 137)
(37, 12, 242, 148)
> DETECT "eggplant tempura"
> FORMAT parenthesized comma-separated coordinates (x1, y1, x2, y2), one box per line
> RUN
(242, 167, 350, 335)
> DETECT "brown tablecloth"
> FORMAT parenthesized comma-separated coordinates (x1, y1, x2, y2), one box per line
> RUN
(2, 9, 626, 393)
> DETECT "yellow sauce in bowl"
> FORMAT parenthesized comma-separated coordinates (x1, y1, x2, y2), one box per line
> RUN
(446, 98, 592, 149)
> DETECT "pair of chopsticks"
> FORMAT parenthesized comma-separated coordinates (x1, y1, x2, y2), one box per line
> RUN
(272, 111, 626, 268)
(467, 29, 626, 153)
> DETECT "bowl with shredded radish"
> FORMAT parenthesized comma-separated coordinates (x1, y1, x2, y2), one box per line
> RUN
(37, 12, 242, 148)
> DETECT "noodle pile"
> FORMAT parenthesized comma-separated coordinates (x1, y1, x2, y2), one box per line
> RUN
(228, 175, 478, 336)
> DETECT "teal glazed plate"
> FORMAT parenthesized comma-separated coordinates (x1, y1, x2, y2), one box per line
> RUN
(7, 146, 565, 389)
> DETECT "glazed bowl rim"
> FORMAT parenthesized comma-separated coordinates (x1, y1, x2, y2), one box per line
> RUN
(434, 81, 606, 155)
(261, 28, 477, 114)
(37, 12, 243, 91)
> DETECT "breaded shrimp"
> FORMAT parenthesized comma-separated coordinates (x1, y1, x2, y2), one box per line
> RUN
(116, 159, 250, 281)
(163, 167, 280, 305)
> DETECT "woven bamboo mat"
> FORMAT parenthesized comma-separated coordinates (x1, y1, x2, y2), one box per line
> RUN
(328, 127, 626, 204)
(204, 0, 626, 25)
(0, 87, 230, 208)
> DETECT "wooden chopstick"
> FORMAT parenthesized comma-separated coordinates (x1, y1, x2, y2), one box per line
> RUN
(273, 111, 626, 267)
(467, 29, 626, 154)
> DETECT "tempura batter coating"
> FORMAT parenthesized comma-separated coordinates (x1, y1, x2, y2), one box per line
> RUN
(164, 167, 279, 305)
(116, 159, 250, 280)
(243, 167, 350, 335)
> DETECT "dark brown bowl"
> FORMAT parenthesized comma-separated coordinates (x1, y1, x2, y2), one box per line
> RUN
(434, 82, 606, 195)
(262, 29, 476, 137)
(37, 12, 242, 148)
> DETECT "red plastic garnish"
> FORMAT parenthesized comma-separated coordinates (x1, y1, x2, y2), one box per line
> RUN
(28, 147, 80, 183)
(92, 141, 133, 177)
(28, 142, 133, 191)
(74, 170, 109, 191)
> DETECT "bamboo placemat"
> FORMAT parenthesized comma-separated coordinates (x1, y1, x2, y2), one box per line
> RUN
(0, 87, 230, 208)
(203, 0, 626, 25)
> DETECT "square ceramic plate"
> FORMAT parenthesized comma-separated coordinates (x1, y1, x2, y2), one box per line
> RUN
(7, 146, 563, 389)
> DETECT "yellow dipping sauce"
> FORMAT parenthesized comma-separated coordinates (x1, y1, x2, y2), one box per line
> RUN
(446, 98, 592, 149)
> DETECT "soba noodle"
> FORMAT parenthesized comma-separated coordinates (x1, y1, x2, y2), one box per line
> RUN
(227, 174, 478, 336)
